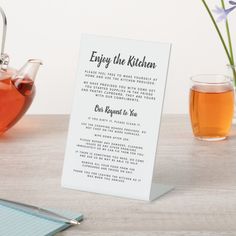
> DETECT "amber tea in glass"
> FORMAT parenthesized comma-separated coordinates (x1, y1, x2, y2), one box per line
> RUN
(189, 75, 234, 141)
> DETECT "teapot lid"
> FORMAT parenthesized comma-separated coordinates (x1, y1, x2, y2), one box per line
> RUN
(0, 7, 9, 70)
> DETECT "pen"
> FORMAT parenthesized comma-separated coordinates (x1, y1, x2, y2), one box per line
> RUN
(0, 198, 81, 225)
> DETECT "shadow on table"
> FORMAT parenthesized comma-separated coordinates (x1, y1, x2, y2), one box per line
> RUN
(156, 132, 236, 192)
(0, 124, 40, 142)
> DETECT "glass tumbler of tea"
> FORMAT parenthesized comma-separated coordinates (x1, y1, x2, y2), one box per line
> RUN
(189, 75, 234, 141)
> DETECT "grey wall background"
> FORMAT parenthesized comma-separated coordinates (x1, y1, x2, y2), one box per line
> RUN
(1, 0, 235, 114)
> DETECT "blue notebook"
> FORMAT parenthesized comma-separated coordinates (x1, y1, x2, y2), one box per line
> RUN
(0, 204, 83, 236)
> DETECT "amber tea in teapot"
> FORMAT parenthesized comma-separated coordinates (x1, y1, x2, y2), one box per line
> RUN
(0, 60, 42, 134)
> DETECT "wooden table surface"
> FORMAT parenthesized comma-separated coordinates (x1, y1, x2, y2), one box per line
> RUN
(0, 115, 236, 236)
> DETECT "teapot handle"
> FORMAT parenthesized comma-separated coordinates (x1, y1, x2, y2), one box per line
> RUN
(0, 7, 8, 70)
(0, 7, 7, 56)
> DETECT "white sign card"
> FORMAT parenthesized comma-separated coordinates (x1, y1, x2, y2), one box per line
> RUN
(62, 34, 173, 201)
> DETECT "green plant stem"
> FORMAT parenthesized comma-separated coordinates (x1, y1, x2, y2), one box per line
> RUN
(201, 0, 232, 65)
(221, 0, 236, 86)
(221, 0, 235, 64)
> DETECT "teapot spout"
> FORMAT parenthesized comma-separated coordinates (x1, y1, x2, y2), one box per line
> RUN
(12, 59, 42, 96)
(16, 59, 43, 82)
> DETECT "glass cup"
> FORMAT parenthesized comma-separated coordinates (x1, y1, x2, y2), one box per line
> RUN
(189, 75, 234, 141)
(227, 64, 236, 123)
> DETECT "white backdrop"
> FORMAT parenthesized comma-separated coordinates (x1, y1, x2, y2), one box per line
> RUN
(1, 0, 235, 114)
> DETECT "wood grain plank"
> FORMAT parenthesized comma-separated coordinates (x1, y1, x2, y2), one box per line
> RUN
(0, 115, 236, 235)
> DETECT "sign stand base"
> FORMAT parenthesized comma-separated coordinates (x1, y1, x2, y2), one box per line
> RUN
(149, 183, 174, 201)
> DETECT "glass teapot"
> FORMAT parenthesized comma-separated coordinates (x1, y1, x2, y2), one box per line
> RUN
(0, 7, 42, 134)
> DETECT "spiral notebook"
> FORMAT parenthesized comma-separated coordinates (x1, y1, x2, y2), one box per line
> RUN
(0, 204, 83, 236)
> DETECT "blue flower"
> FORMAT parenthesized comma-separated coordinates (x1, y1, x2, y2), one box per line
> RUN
(213, 1, 236, 22)
(229, 1, 236, 6)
